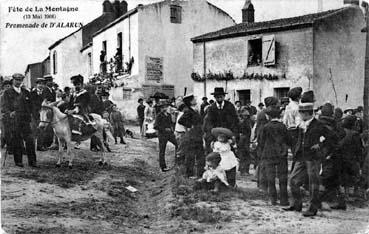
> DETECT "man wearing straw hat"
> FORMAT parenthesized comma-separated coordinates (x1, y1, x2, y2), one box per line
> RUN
(284, 100, 333, 217)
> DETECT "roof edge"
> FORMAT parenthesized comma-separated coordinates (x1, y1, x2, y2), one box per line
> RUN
(80, 42, 92, 52)
(206, 2, 236, 24)
(93, 8, 138, 37)
(191, 23, 313, 43)
(49, 27, 82, 50)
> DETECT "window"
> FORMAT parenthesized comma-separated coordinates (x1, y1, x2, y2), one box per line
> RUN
(274, 87, 290, 100)
(88, 52, 92, 76)
(102, 41, 107, 54)
(52, 51, 57, 74)
(117, 32, 122, 50)
(170, 5, 182, 24)
(123, 88, 132, 100)
(247, 38, 262, 66)
(237, 89, 251, 106)
(247, 35, 276, 66)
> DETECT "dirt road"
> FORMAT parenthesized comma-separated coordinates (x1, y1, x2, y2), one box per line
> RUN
(1, 128, 369, 234)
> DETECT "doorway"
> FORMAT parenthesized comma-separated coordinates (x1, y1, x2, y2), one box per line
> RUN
(237, 89, 251, 106)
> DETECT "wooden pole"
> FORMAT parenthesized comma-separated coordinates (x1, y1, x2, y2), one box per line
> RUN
(363, 2, 369, 131)
(203, 42, 207, 97)
(362, 1, 369, 190)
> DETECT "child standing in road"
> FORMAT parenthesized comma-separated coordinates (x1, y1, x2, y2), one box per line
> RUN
(258, 106, 290, 206)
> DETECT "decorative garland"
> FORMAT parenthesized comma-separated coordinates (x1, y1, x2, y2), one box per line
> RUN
(191, 70, 285, 82)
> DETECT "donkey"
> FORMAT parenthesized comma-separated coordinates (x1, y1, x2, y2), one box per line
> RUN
(39, 101, 108, 168)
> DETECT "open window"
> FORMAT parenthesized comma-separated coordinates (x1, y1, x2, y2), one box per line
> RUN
(247, 38, 262, 66)
(170, 5, 182, 24)
(247, 34, 276, 66)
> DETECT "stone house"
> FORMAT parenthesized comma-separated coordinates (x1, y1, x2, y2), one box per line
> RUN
(48, 0, 128, 88)
(191, 3, 365, 110)
(91, 0, 236, 119)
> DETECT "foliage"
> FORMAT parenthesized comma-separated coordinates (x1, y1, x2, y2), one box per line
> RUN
(89, 55, 135, 88)
(191, 70, 284, 82)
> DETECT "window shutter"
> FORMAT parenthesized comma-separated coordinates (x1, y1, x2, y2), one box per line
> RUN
(262, 35, 275, 66)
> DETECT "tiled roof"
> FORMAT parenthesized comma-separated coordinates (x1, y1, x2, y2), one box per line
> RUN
(192, 7, 349, 42)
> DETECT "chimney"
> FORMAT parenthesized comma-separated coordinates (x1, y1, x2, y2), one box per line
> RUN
(120, 0, 128, 15)
(317, 0, 323, 12)
(113, 0, 121, 17)
(343, 0, 360, 6)
(242, 0, 254, 23)
(103, 0, 114, 14)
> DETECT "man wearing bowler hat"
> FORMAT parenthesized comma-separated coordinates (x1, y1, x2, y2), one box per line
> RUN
(204, 87, 239, 154)
(42, 75, 56, 102)
(30, 77, 50, 151)
(284, 102, 334, 217)
(154, 100, 177, 172)
(1, 73, 37, 167)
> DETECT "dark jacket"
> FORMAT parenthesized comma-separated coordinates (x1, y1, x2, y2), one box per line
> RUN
(205, 101, 239, 135)
(30, 88, 44, 120)
(2, 87, 33, 123)
(178, 106, 203, 143)
(42, 87, 56, 102)
(103, 100, 114, 112)
(137, 104, 145, 120)
(70, 89, 90, 114)
(90, 94, 104, 115)
(259, 120, 290, 163)
(154, 112, 173, 135)
(339, 129, 363, 162)
(294, 118, 336, 161)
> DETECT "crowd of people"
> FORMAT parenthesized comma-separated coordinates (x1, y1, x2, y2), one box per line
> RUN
(1, 73, 368, 218)
(137, 86, 369, 217)
(0, 73, 127, 167)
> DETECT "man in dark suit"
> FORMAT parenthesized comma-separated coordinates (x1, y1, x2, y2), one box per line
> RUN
(2, 73, 37, 167)
(284, 102, 335, 217)
(254, 96, 279, 190)
(203, 87, 239, 154)
(154, 101, 177, 172)
(42, 75, 56, 102)
(30, 78, 50, 151)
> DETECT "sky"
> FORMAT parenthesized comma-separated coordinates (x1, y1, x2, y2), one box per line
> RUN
(0, 0, 346, 76)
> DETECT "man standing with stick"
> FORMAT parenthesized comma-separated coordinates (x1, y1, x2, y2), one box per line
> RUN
(2, 73, 37, 167)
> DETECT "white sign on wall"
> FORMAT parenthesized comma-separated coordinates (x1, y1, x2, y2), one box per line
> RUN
(145, 56, 163, 81)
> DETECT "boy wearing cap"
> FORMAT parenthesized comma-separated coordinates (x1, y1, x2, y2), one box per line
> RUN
(1, 73, 37, 167)
(67, 75, 95, 136)
(259, 106, 290, 205)
(238, 107, 252, 175)
(284, 102, 334, 217)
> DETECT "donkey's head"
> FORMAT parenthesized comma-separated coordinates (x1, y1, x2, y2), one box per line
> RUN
(39, 100, 54, 129)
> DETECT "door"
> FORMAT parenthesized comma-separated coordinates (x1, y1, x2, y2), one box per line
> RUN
(237, 90, 251, 106)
